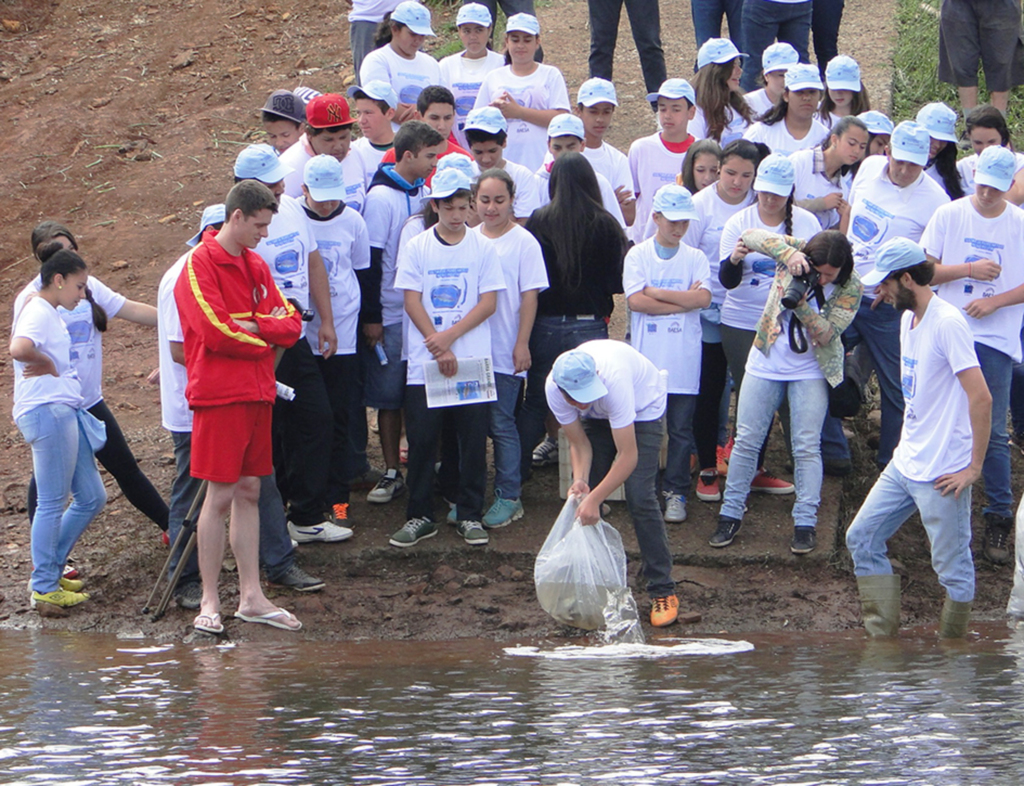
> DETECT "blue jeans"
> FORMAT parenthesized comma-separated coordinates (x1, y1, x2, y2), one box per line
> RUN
(17, 404, 106, 594)
(842, 296, 904, 468)
(691, 0, 744, 50)
(664, 393, 697, 498)
(846, 462, 974, 602)
(975, 342, 1014, 518)
(490, 373, 524, 500)
(518, 316, 609, 479)
(740, 0, 813, 92)
(584, 417, 675, 598)
(721, 374, 828, 529)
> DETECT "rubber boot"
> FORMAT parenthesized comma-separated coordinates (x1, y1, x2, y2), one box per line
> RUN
(856, 574, 901, 637)
(938, 597, 972, 639)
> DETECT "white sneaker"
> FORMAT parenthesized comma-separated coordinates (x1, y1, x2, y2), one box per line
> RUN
(367, 469, 406, 503)
(663, 492, 687, 523)
(287, 520, 353, 543)
(532, 436, 559, 467)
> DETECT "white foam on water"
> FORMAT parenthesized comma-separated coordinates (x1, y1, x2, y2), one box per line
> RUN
(504, 639, 754, 660)
(115, 645, 175, 655)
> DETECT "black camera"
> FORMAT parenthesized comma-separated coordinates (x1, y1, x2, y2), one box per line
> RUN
(286, 298, 315, 322)
(781, 267, 820, 310)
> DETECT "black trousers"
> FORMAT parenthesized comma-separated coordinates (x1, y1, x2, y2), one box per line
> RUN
(587, 0, 667, 96)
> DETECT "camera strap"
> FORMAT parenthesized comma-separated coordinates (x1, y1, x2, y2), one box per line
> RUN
(787, 284, 825, 355)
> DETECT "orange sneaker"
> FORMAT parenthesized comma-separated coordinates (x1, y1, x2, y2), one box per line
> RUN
(651, 595, 679, 627)
(696, 471, 721, 502)
(716, 437, 733, 476)
(332, 502, 349, 522)
(751, 469, 795, 495)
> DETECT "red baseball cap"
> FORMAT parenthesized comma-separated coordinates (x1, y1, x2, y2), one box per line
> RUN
(306, 93, 355, 128)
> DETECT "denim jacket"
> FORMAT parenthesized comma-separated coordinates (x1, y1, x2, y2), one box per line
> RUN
(740, 228, 863, 388)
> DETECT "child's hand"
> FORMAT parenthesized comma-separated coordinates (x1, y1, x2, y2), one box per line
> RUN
(437, 349, 458, 377)
(424, 329, 454, 357)
(730, 240, 750, 264)
(490, 91, 521, 120)
(394, 103, 420, 123)
(513, 340, 532, 373)
(614, 185, 634, 205)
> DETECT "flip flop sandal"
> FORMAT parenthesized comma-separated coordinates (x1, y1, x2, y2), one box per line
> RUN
(193, 612, 224, 635)
(235, 607, 302, 631)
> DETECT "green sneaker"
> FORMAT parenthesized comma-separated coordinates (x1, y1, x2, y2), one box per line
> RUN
(389, 517, 437, 548)
(455, 520, 489, 545)
(483, 495, 524, 529)
(32, 588, 90, 608)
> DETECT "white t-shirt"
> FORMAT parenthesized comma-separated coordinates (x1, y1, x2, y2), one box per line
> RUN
(623, 239, 711, 394)
(364, 179, 428, 326)
(439, 50, 506, 149)
(348, 0, 400, 23)
(847, 155, 951, 280)
(628, 132, 691, 244)
(256, 195, 318, 338)
(14, 275, 126, 409)
(718, 203, 821, 330)
(535, 164, 627, 229)
(583, 141, 633, 198)
(473, 224, 549, 377)
(922, 198, 1024, 362)
(157, 252, 192, 433)
(472, 158, 543, 220)
(892, 296, 980, 481)
(473, 64, 571, 172)
(11, 295, 84, 421)
(690, 104, 750, 146)
(745, 88, 775, 118)
(683, 184, 757, 305)
(305, 205, 372, 356)
(956, 151, 1024, 195)
(743, 118, 829, 157)
(349, 137, 392, 190)
(545, 339, 667, 428)
(395, 227, 506, 384)
(789, 147, 849, 229)
(280, 138, 367, 212)
(745, 284, 834, 382)
(359, 46, 442, 131)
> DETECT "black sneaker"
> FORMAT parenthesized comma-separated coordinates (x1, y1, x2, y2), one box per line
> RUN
(983, 513, 1013, 565)
(269, 565, 326, 592)
(709, 516, 742, 548)
(790, 527, 817, 555)
(173, 580, 203, 610)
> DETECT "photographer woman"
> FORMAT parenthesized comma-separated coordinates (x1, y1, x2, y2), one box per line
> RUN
(709, 228, 862, 554)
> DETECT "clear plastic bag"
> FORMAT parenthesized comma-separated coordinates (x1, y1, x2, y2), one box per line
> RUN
(1007, 497, 1024, 619)
(535, 496, 644, 643)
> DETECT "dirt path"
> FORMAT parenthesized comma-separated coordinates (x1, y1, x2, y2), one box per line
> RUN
(5, 0, 1014, 644)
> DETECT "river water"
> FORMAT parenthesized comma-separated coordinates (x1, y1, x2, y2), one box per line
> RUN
(2, 625, 1024, 785)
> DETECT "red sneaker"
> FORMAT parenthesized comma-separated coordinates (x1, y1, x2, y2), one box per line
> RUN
(696, 471, 721, 502)
(161, 531, 170, 547)
(751, 469, 794, 495)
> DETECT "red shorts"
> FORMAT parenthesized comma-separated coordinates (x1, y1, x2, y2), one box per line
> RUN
(191, 402, 273, 483)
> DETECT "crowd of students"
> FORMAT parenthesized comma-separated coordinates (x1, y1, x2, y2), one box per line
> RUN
(10, 0, 1024, 636)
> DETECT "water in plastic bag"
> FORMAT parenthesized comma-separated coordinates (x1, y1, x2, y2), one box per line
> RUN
(534, 497, 644, 643)
(1007, 497, 1024, 619)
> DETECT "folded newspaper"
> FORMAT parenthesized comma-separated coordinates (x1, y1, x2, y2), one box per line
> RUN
(424, 357, 498, 408)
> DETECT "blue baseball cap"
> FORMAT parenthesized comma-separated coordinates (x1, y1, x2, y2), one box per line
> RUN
(646, 78, 696, 105)
(234, 143, 294, 183)
(465, 106, 508, 134)
(347, 80, 399, 110)
(391, 1, 434, 36)
(456, 2, 492, 27)
(754, 153, 795, 196)
(890, 121, 930, 167)
(785, 63, 824, 92)
(975, 145, 1017, 192)
(860, 237, 927, 287)
(916, 102, 957, 143)
(429, 167, 473, 199)
(697, 38, 747, 70)
(436, 153, 476, 181)
(762, 42, 799, 74)
(825, 55, 861, 91)
(858, 110, 894, 136)
(547, 113, 585, 139)
(552, 350, 607, 404)
(652, 184, 698, 221)
(505, 12, 540, 35)
(187, 204, 226, 247)
(303, 154, 347, 201)
(577, 77, 618, 107)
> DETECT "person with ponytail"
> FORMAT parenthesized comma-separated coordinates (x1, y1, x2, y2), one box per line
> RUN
(690, 38, 754, 145)
(10, 249, 107, 610)
(743, 64, 829, 157)
(16, 222, 167, 540)
(716, 153, 821, 498)
(790, 115, 869, 230)
(916, 102, 965, 200)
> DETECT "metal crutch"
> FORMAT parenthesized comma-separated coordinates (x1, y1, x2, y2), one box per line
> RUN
(142, 479, 207, 622)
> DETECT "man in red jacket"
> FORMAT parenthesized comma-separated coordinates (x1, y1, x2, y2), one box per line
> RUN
(175, 180, 304, 634)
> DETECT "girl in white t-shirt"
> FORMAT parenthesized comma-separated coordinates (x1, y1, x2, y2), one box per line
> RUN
(745, 41, 798, 119)
(16, 222, 167, 540)
(472, 14, 570, 172)
(473, 168, 549, 527)
(957, 104, 1024, 203)
(743, 64, 829, 157)
(440, 3, 506, 150)
(10, 249, 106, 610)
(691, 41, 754, 146)
(818, 55, 870, 130)
(681, 139, 723, 194)
(791, 115, 870, 230)
(916, 102, 965, 201)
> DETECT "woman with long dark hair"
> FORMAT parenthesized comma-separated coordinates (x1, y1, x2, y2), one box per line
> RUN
(690, 39, 754, 145)
(917, 102, 965, 200)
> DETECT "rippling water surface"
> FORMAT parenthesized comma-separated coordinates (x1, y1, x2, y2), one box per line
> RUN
(2, 625, 1024, 784)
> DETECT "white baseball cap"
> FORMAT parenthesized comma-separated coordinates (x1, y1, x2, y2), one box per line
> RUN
(754, 153, 796, 197)
(697, 38, 747, 70)
(187, 204, 226, 247)
(860, 237, 927, 287)
(646, 78, 696, 105)
(547, 113, 585, 140)
(762, 42, 799, 74)
(234, 143, 294, 184)
(347, 80, 399, 110)
(430, 167, 473, 199)
(652, 184, 698, 221)
(553, 350, 607, 404)
(784, 63, 824, 92)
(391, 1, 434, 36)
(436, 153, 476, 181)
(577, 77, 618, 107)
(916, 102, 958, 143)
(974, 145, 1017, 192)
(304, 155, 347, 202)
(505, 13, 540, 35)
(889, 121, 930, 167)
(465, 106, 508, 135)
(456, 2, 492, 27)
